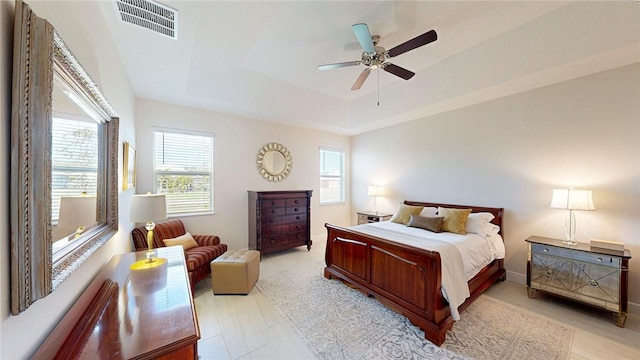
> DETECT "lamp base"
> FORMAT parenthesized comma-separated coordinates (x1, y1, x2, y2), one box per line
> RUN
(562, 239, 578, 246)
(130, 257, 167, 271)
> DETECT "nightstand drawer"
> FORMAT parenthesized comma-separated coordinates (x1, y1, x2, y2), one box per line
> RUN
(532, 243, 620, 268)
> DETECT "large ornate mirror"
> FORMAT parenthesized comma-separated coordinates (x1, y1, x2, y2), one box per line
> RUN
(10, 1, 119, 314)
(256, 143, 293, 182)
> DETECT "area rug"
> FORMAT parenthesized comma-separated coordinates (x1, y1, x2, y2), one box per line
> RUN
(256, 251, 574, 360)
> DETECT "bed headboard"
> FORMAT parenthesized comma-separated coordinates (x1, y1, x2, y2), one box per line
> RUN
(403, 200, 504, 237)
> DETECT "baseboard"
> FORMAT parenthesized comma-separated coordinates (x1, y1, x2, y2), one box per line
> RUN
(504, 270, 640, 317)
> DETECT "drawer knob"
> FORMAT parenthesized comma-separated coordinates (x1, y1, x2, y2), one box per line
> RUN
(294, 207, 299, 212)
(296, 216, 300, 220)
(596, 258, 603, 262)
(545, 269, 553, 276)
(272, 201, 277, 205)
(543, 248, 549, 252)
(590, 280, 599, 288)
(272, 210, 276, 214)
(295, 200, 299, 204)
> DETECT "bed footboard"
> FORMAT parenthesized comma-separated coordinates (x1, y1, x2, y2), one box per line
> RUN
(324, 223, 454, 345)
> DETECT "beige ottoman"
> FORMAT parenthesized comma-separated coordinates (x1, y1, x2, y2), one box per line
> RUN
(210, 249, 260, 295)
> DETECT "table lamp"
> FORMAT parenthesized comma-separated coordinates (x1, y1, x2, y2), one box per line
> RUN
(57, 194, 96, 239)
(550, 188, 595, 245)
(130, 193, 167, 266)
(368, 185, 380, 214)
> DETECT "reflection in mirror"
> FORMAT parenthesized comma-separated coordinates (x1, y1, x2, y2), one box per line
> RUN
(10, 2, 119, 314)
(51, 81, 99, 249)
(264, 150, 286, 175)
(256, 143, 293, 182)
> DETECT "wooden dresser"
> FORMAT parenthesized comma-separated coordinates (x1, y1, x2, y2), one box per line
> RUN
(248, 190, 312, 255)
(33, 246, 199, 359)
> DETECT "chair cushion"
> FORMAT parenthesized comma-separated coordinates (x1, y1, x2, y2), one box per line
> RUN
(185, 245, 227, 272)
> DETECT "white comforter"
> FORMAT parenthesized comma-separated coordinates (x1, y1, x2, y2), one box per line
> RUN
(350, 221, 505, 321)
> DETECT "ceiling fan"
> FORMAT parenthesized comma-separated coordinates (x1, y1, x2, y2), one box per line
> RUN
(318, 23, 437, 91)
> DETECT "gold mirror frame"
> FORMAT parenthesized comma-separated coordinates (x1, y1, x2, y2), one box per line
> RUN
(10, 1, 119, 314)
(256, 143, 293, 182)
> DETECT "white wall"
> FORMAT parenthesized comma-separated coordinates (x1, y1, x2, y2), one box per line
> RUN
(351, 63, 640, 305)
(0, 1, 137, 358)
(135, 99, 351, 251)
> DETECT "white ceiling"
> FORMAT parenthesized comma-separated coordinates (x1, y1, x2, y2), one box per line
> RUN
(98, 1, 640, 135)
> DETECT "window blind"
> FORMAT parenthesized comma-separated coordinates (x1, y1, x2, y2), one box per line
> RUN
(319, 148, 344, 203)
(51, 117, 99, 222)
(153, 129, 214, 215)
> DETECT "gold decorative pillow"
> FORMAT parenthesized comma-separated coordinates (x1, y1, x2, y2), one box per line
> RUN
(163, 232, 198, 250)
(438, 207, 472, 234)
(407, 215, 444, 233)
(389, 204, 424, 225)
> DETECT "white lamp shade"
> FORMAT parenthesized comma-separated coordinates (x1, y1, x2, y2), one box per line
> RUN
(57, 195, 97, 229)
(550, 188, 595, 211)
(367, 185, 379, 197)
(130, 194, 167, 222)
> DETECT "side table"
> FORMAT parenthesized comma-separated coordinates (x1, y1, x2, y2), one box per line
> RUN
(525, 235, 631, 327)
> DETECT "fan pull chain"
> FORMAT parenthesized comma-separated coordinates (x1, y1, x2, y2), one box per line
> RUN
(377, 67, 380, 106)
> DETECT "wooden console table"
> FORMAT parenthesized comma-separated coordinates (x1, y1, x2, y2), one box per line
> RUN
(33, 246, 200, 359)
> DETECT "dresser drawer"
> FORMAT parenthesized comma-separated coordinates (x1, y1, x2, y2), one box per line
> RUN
(262, 223, 306, 235)
(263, 231, 307, 247)
(263, 207, 285, 216)
(262, 199, 286, 208)
(262, 214, 306, 225)
(286, 206, 307, 215)
(531, 244, 620, 268)
(286, 198, 307, 207)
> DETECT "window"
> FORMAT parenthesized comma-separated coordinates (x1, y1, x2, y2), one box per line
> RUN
(51, 116, 98, 223)
(319, 148, 345, 204)
(153, 128, 214, 215)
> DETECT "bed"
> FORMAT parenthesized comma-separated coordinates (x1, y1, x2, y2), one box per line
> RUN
(324, 200, 506, 346)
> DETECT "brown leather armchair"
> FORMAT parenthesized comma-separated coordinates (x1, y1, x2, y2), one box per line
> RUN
(132, 218, 227, 292)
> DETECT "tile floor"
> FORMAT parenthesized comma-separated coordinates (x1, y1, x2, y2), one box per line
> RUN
(193, 237, 640, 360)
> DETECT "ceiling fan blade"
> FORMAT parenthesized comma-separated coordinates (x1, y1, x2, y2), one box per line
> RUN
(387, 29, 437, 58)
(351, 68, 371, 90)
(352, 23, 376, 54)
(318, 61, 362, 71)
(382, 63, 415, 80)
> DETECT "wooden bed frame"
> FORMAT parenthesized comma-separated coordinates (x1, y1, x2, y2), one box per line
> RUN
(324, 200, 506, 346)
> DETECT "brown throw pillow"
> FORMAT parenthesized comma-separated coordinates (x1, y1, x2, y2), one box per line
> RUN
(389, 204, 424, 225)
(407, 215, 444, 233)
(438, 207, 472, 234)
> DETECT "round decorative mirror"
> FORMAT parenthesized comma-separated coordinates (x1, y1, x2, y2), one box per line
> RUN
(257, 143, 293, 182)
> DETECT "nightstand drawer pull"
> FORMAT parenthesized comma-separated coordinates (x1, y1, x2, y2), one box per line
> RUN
(596, 258, 603, 262)
(543, 248, 549, 252)
(590, 280, 599, 288)
(545, 269, 553, 276)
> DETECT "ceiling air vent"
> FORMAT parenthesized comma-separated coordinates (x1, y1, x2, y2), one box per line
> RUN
(115, 0, 178, 39)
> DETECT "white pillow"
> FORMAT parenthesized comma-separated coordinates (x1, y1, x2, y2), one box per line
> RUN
(465, 212, 495, 236)
(163, 232, 198, 250)
(419, 207, 438, 217)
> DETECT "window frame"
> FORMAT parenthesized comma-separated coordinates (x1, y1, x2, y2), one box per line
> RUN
(319, 147, 346, 205)
(152, 127, 215, 217)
